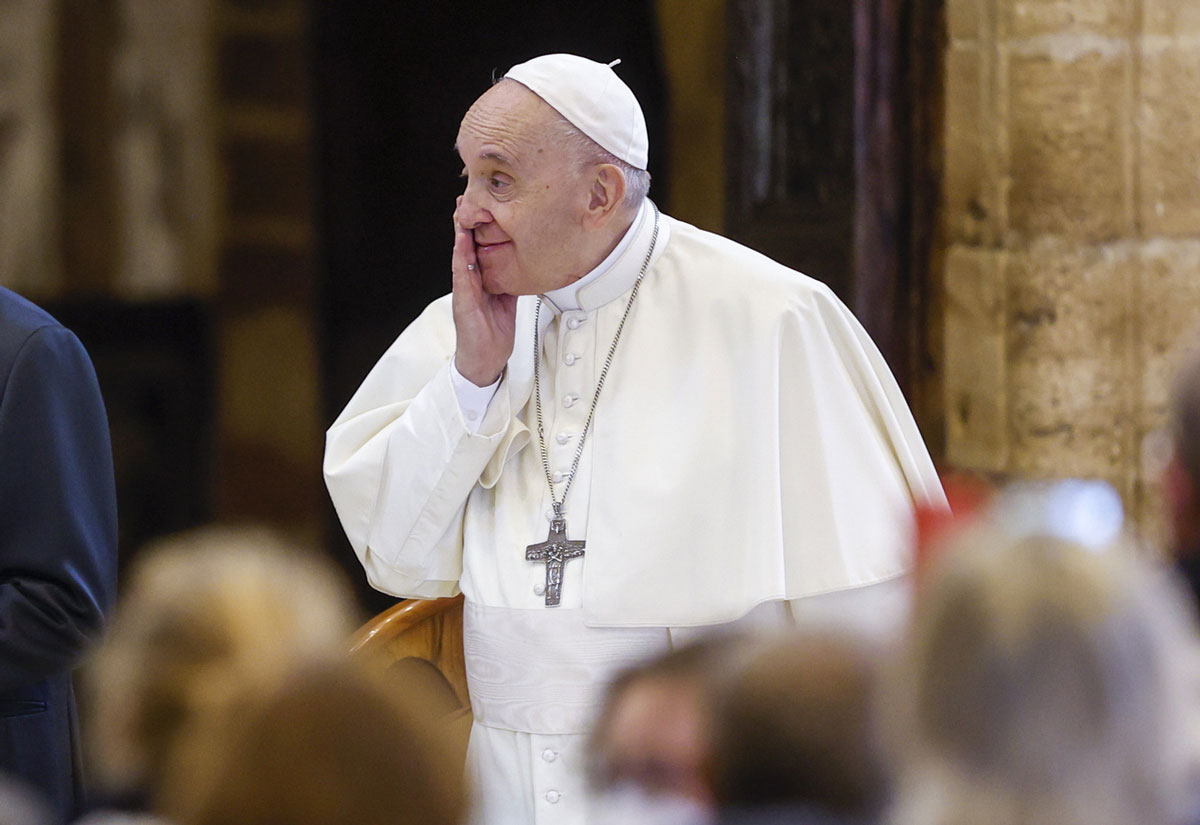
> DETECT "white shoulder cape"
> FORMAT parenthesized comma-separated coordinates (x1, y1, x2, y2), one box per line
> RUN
(325, 215, 946, 626)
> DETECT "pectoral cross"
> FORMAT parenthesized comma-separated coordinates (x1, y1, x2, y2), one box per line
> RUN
(526, 506, 586, 607)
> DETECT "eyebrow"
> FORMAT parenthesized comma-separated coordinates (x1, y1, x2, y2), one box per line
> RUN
(453, 144, 516, 167)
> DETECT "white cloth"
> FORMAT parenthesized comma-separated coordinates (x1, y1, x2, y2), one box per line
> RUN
(450, 360, 500, 432)
(504, 54, 649, 170)
(324, 202, 945, 824)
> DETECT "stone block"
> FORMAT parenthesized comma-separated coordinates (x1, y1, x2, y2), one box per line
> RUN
(220, 243, 315, 306)
(219, 305, 321, 470)
(222, 136, 312, 220)
(1006, 238, 1134, 362)
(1139, 240, 1200, 410)
(1006, 238, 1135, 481)
(1008, 51, 1130, 241)
(947, 0, 984, 41)
(218, 33, 309, 107)
(1008, 352, 1130, 478)
(1143, 0, 1200, 36)
(1139, 47, 1200, 236)
(943, 45, 1003, 245)
(1008, 0, 1131, 37)
(944, 246, 1008, 470)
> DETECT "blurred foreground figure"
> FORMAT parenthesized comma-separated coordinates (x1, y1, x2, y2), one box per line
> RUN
(885, 508, 1200, 825)
(710, 634, 886, 825)
(588, 637, 746, 825)
(0, 288, 118, 823)
(159, 659, 465, 825)
(0, 773, 52, 825)
(1167, 341, 1200, 600)
(81, 527, 358, 823)
(325, 52, 945, 824)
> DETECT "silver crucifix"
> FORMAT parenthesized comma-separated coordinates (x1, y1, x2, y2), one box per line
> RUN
(525, 509, 585, 607)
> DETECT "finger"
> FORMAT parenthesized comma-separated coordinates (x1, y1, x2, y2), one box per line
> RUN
(461, 226, 480, 273)
(452, 227, 481, 297)
(452, 223, 480, 276)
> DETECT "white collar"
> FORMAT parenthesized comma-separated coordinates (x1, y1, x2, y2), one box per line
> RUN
(540, 200, 667, 315)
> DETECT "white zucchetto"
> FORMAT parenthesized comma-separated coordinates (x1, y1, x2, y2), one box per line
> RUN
(504, 53, 649, 171)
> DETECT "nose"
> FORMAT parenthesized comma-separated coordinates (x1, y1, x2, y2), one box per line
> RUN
(456, 185, 493, 230)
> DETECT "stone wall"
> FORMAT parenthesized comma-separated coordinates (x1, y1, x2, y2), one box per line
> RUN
(0, 0, 61, 295)
(657, 0, 726, 233)
(212, 0, 322, 534)
(941, 0, 1200, 541)
(0, 0, 324, 546)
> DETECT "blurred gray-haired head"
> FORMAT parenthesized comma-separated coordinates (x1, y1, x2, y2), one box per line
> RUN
(885, 512, 1200, 825)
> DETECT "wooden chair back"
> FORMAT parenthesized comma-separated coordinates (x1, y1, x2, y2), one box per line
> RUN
(350, 594, 471, 761)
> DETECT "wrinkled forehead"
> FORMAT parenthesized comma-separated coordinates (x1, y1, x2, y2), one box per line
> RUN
(457, 80, 563, 166)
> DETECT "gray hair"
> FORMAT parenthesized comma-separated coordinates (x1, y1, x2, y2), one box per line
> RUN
(493, 76, 651, 209)
(885, 519, 1200, 825)
(547, 114, 651, 210)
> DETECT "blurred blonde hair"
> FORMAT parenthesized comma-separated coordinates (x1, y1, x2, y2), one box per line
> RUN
(886, 521, 1200, 825)
(85, 525, 359, 796)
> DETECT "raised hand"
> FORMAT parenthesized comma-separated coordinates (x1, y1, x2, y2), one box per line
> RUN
(451, 203, 518, 387)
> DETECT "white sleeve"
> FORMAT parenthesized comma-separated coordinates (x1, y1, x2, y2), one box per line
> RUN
(449, 358, 501, 435)
(323, 298, 517, 599)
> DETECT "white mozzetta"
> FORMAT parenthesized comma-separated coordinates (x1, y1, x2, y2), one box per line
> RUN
(325, 206, 944, 626)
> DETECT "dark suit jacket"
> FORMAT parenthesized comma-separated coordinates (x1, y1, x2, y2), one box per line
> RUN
(0, 288, 118, 823)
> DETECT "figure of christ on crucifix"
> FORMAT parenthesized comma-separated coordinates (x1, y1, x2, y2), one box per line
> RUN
(526, 510, 586, 607)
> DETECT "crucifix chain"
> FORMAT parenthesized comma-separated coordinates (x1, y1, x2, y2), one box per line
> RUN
(532, 204, 660, 517)
(525, 204, 660, 605)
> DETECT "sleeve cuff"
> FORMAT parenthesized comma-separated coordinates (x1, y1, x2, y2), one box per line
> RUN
(450, 358, 502, 434)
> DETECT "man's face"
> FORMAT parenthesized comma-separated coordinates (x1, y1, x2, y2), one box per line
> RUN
(454, 81, 591, 296)
(595, 678, 713, 805)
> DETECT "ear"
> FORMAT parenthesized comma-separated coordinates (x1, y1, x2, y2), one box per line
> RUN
(583, 164, 627, 228)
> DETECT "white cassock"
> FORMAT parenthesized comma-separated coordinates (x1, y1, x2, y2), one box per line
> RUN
(324, 200, 946, 825)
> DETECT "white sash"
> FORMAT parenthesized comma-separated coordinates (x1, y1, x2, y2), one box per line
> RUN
(463, 600, 668, 735)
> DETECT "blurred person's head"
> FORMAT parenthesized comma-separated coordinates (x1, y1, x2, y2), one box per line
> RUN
(709, 633, 886, 823)
(1167, 339, 1200, 555)
(0, 773, 50, 825)
(886, 516, 1200, 825)
(159, 658, 464, 825)
(85, 525, 359, 803)
(589, 635, 747, 825)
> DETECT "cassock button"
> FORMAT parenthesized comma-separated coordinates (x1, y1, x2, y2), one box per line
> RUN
(552, 471, 564, 483)
(562, 394, 577, 408)
(534, 583, 546, 596)
(563, 353, 577, 366)
(566, 317, 582, 330)
(545, 790, 562, 804)
(556, 433, 570, 445)
(542, 749, 558, 763)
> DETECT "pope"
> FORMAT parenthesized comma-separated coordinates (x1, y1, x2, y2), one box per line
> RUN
(324, 53, 945, 825)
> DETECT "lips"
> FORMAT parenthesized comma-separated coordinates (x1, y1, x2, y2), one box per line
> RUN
(475, 240, 511, 256)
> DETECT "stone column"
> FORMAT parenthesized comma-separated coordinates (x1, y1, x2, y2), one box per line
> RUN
(0, 0, 61, 295)
(212, 0, 322, 536)
(941, 0, 1200, 540)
